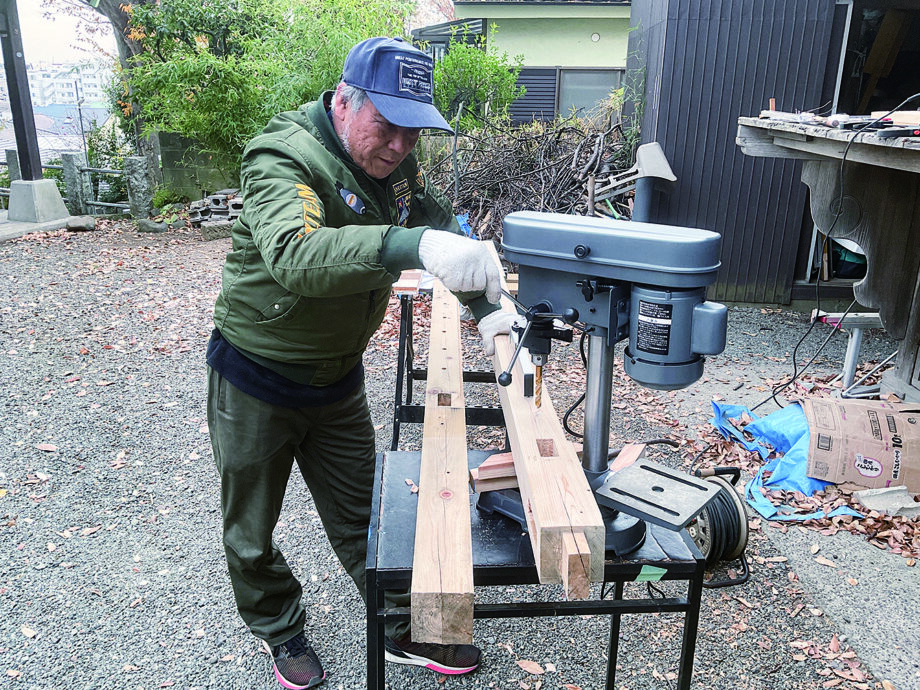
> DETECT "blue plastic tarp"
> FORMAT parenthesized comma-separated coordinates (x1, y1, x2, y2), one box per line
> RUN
(710, 402, 863, 521)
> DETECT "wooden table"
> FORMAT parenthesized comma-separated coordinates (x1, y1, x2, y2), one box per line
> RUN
(737, 116, 920, 401)
(365, 449, 706, 690)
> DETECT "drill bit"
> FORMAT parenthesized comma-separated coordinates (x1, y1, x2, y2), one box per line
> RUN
(534, 365, 542, 408)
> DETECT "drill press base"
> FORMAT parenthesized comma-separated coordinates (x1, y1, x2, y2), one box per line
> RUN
(604, 511, 647, 556)
(475, 489, 648, 557)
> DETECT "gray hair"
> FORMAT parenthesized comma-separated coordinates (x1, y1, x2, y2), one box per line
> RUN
(333, 82, 370, 112)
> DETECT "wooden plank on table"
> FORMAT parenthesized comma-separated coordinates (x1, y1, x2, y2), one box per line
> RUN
(470, 452, 519, 492)
(473, 451, 515, 479)
(410, 280, 474, 644)
(469, 471, 519, 493)
(484, 245, 605, 597)
(393, 269, 424, 296)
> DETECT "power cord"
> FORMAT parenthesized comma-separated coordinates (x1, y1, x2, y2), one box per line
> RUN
(751, 298, 857, 411)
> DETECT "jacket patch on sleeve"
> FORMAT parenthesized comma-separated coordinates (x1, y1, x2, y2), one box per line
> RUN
(335, 182, 366, 215)
(295, 183, 322, 234)
(416, 169, 425, 189)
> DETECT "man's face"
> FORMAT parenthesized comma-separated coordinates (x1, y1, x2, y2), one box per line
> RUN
(334, 89, 421, 179)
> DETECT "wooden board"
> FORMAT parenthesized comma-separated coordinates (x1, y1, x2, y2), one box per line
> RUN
(485, 246, 605, 596)
(410, 280, 474, 644)
(470, 452, 518, 492)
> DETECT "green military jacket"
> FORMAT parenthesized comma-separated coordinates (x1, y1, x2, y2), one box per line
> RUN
(213, 92, 496, 386)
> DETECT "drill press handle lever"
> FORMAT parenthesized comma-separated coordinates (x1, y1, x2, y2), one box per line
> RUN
(497, 302, 579, 387)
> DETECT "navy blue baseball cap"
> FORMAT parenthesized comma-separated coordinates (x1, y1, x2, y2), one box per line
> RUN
(342, 37, 453, 133)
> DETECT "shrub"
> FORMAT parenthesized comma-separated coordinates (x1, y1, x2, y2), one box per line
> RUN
(124, 0, 411, 177)
(433, 28, 524, 131)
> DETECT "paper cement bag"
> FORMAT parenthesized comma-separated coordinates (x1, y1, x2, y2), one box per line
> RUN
(802, 398, 920, 491)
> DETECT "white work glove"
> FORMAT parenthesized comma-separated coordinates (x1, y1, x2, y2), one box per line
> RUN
(477, 310, 520, 356)
(418, 230, 502, 304)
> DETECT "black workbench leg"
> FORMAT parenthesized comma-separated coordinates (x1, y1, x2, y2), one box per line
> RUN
(366, 570, 386, 690)
(605, 581, 625, 690)
(404, 297, 416, 404)
(390, 295, 413, 451)
(676, 571, 705, 690)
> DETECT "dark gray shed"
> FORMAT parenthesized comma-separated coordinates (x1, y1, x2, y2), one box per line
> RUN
(628, 0, 840, 303)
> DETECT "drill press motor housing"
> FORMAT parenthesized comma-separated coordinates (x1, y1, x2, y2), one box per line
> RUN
(502, 211, 727, 391)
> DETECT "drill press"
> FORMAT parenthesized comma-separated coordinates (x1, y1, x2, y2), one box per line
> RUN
(480, 211, 729, 555)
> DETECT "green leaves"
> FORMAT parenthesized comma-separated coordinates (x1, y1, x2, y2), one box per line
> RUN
(123, 0, 409, 175)
(433, 30, 525, 132)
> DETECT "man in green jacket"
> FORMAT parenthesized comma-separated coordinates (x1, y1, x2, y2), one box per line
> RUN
(207, 37, 515, 689)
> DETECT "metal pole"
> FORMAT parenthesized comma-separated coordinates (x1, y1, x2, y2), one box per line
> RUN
(74, 79, 88, 162)
(840, 327, 863, 388)
(0, 0, 43, 180)
(582, 332, 615, 473)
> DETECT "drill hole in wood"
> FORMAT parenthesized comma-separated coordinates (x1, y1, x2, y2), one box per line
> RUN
(536, 439, 556, 457)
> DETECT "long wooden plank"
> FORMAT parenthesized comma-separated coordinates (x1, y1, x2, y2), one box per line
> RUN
(410, 280, 474, 644)
(485, 246, 605, 595)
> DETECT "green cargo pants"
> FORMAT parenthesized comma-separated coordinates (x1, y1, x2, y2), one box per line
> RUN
(207, 367, 409, 646)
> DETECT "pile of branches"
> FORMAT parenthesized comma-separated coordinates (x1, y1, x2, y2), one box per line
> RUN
(422, 115, 637, 243)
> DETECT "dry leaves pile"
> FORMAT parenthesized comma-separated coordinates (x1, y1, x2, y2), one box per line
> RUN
(690, 375, 920, 562)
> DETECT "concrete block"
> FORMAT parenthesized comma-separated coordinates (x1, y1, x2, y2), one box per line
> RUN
(125, 156, 154, 219)
(855, 486, 920, 518)
(137, 219, 168, 233)
(7, 179, 69, 222)
(66, 215, 97, 231)
(4, 149, 21, 181)
(199, 219, 234, 241)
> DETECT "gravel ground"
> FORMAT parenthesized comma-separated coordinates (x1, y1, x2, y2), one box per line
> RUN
(0, 222, 915, 690)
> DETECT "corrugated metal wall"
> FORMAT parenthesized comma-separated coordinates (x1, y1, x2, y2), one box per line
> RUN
(511, 68, 558, 123)
(628, 0, 837, 303)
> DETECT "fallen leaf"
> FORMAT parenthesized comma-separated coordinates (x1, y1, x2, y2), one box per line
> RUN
(815, 555, 836, 567)
(6, 670, 21, 678)
(847, 578, 858, 586)
(544, 662, 556, 672)
(516, 659, 544, 675)
(81, 525, 102, 536)
(829, 634, 840, 653)
(563, 685, 583, 690)
(810, 544, 820, 554)
(21, 624, 36, 638)
(220, 654, 234, 662)
(123, 664, 140, 672)
(35, 443, 58, 452)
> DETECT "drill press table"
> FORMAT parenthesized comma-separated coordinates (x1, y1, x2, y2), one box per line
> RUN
(366, 449, 707, 690)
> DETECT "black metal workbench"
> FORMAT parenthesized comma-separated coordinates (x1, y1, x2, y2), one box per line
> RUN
(366, 449, 707, 689)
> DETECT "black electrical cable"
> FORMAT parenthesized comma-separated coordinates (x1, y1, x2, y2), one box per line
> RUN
(751, 297, 857, 411)
(562, 330, 589, 438)
(700, 488, 739, 566)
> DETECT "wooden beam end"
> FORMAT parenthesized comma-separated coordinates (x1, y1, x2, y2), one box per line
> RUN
(561, 531, 591, 600)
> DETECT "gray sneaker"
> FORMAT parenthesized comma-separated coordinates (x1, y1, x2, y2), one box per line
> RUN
(263, 633, 325, 689)
(384, 634, 481, 674)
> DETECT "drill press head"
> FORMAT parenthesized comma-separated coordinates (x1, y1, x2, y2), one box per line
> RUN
(502, 211, 727, 390)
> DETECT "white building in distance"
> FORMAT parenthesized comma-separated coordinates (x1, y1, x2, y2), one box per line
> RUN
(28, 62, 112, 108)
